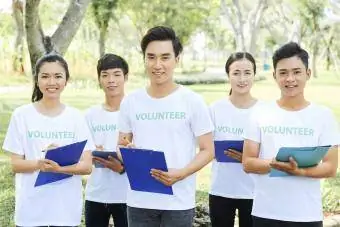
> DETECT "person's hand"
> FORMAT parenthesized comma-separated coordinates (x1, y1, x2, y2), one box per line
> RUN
(95, 145, 104, 151)
(93, 156, 124, 173)
(118, 136, 135, 148)
(39, 159, 61, 173)
(150, 168, 186, 186)
(117, 137, 135, 161)
(270, 157, 305, 176)
(225, 148, 242, 162)
(42, 143, 58, 153)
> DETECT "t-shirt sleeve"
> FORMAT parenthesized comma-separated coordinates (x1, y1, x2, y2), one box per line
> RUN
(118, 96, 132, 133)
(84, 109, 96, 142)
(209, 105, 217, 138)
(319, 109, 340, 146)
(190, 95, 214, 137)
(2, 110, 24, 155)
(76, 114, 96, 152)
(243, 109, 261, 143)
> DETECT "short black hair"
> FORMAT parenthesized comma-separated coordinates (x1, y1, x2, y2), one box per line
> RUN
(140, 26, 183, 57)
(272, 42, 309, 70)
(97, 53, 129, 79)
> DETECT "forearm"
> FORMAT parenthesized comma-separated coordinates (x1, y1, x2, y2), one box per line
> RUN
(182, 148, 214, 178)
(300, 162, 337, 178)
(243, 157, 271, 174)
(57, 150, 92, 175)
(297, 146, 338, 178)
(12, 159, 39, 173)
(57, 160, 92, 175)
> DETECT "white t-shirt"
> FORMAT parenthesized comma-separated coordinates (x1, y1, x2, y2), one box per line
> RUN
(2, 103, 95, 226)
(85, 105, 128, 204)
(118, 86, 214, 210)
(210, 98, 259, 199)
(244, 101, 340, 222)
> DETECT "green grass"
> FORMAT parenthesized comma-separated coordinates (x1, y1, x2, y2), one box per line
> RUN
(1, 73, 340, 189)
(1, 72, 340, 204)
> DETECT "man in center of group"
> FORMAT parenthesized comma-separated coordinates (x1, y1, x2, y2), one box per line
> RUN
(118, 26, 215, 227)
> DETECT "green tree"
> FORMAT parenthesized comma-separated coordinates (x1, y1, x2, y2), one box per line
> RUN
(121, 0, 210, 45)
(91, 0, 118, 56)
(25, 0, 91, 74)
(293, 0, 326, 78)
(220, 0, 269, 54)
(12, 0, 25, 74)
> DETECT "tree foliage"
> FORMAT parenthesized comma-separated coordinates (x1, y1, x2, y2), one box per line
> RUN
(121, 0, 211, 45)
(91, 0, 118, 56)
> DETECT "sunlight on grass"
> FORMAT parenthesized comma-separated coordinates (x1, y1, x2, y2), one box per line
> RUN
(1, 73, 340, 191)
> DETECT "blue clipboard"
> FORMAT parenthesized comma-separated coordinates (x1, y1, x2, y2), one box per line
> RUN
(34, 140, 87, 187)
(270, 145, 331, 177)
(92, 150, 119, 168)
(120, 147, 173, 195)
(214, 140, 244, 163)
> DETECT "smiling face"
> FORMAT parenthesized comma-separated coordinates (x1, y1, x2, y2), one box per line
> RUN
(228, 59, 255, 95)
(274, 56, 311, 98)
(99, 68, 126, 97)
(144, 40, 178, 86)
(37, 61, 67, 100)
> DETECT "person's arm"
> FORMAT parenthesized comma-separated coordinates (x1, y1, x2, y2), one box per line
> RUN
(116, 95, 134, 159)
(180, 132, 215, 175)
(93, 155, 125, 174)
(151, 132, 214, 186)
(41, 150, 92, 175)
(270, 146, 338, 178)
(242, 139, 271, 174)
(116, 132, 134, 161)
(303, 146, 338, 177)
(10, 153, 40, 173)
(118, 132, 133, 146)
(271, 108, 340, 178)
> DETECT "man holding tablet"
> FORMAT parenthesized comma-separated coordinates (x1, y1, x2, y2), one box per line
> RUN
(242, 42, 339, 227)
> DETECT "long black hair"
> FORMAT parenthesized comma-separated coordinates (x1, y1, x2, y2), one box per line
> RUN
(31, 53, 70, 102)
(225, 52, 256, 95)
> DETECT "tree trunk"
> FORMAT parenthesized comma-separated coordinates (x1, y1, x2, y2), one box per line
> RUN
(233, 0, 246, 51)
(221, 0, 267, 53)
(312, 45, 318, 78)
(25, 0, 45, 74)
(248, 0, 268, 54)
(12, 0, 25, 74)
(326, 35, 334, 71)
(99, 28, 107, 57)
(51, 0, 92, 55)
(25, 0, 91, 75)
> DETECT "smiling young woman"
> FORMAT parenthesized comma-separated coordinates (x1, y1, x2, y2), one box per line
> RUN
(209, 52, 261, 227)
(2, 53, 95, 227)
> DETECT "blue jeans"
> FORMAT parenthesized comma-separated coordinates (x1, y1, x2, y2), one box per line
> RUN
(127, 206, 195, 227)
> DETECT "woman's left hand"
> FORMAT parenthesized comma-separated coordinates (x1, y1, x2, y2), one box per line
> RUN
(40, 159, 61, 173)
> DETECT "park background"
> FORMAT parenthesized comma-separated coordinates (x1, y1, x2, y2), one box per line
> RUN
(0, 0, 340, 226)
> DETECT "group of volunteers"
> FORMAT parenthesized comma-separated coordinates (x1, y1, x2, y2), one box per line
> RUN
(3, 26, 339, 227)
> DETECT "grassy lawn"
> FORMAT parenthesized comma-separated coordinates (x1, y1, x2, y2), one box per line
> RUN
(1, 73, 340, 192)
(0, 72, 340, 227)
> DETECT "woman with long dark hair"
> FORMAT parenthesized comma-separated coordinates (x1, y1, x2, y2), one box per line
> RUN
(209, 52, 260, 227)
(3, 53, 94, 227)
